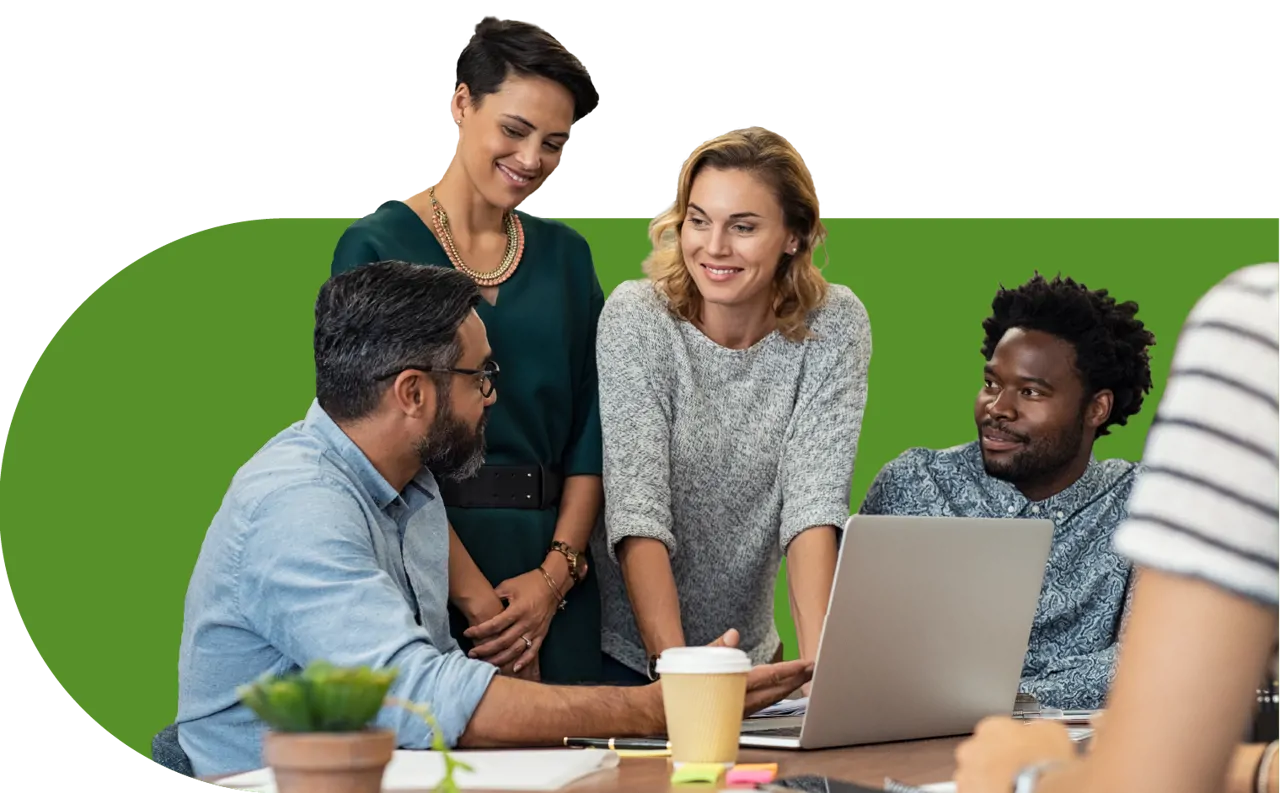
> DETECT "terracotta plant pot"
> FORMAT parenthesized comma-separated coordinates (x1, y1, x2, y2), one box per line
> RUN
(263, 729, 396, 793)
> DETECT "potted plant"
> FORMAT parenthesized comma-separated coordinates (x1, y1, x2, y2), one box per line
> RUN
(237, 661, 469, 793)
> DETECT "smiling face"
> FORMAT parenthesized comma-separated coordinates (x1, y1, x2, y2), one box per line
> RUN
(453, 72, 574, 211)
(974, 327, 1112, 497)
(679, 167, 799, 313)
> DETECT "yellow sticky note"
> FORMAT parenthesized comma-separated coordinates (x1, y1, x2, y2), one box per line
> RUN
(615, 749, 672, 758)
(670, 763, 726, 784)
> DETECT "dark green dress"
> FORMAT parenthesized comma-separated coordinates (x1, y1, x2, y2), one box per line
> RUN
(331, 200, 604, 684)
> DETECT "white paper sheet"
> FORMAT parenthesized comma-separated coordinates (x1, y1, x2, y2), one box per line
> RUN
(215, 748, 619, 791)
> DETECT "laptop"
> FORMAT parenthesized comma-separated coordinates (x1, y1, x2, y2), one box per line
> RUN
(739, 513, 1054, 749)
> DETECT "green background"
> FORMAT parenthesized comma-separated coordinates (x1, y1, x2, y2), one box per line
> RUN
(0, 218, 1275, 760)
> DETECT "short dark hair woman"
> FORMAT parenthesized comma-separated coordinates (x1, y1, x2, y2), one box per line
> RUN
(331, 17, 604, 685)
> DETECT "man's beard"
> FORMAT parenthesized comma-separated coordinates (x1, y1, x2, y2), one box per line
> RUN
(980, 413, 1085, 488)
(415, 406, 487, 483)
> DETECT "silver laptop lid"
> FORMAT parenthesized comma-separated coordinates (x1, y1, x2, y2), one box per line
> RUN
(799, 513, 1055, 747)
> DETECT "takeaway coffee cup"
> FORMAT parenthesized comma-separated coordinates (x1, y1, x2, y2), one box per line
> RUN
(656, 646, 751, 767)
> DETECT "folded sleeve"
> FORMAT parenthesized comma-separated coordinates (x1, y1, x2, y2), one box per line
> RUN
(237, 480, 497, 748)
(1019, 645, 1119, 710)
(1020, 568, 1137, 710)
(597, 283, 677, 561)
(779, 296, 872, 552)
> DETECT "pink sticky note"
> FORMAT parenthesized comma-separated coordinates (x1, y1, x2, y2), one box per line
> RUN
(725, 763, 777, 785)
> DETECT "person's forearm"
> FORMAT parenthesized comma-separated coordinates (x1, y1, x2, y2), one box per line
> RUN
(448, 524, 501, 623)
(541, 475, 602, 592)
(1034, 570, 1278, 793)
(1027, 758, 1091, 793)
(1035, 742, 1277, 793)
(617, 537, 685, 655)
(458, 674, 664, 747)
(785, 526, 838, 663)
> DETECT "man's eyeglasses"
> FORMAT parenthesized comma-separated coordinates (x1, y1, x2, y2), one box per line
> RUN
(374, 359, 499, 398)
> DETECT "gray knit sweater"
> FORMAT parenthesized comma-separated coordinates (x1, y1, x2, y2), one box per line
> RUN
(592, 278, 872, 674)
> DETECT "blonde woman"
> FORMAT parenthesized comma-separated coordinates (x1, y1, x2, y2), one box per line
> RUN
(592, 127, 872, 685)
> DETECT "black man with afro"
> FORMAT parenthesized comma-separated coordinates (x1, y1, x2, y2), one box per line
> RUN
(859, 272, 1157, 710)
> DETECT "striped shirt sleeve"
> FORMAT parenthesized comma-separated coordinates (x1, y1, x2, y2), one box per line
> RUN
(1113, 262, 1279, 606)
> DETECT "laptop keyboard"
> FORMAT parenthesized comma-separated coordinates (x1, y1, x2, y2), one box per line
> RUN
(742, 725, 802, 738)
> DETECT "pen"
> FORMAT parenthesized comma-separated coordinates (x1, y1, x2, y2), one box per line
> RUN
(563, 737, 671, 751)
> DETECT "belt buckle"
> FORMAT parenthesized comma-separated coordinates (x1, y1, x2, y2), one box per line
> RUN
(539, 464, 564, 509)
(527, 464, 545, 509)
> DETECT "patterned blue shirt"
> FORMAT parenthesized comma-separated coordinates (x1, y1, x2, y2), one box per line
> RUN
(176, 400, 498, 777)
(858, 440, 1140, 709)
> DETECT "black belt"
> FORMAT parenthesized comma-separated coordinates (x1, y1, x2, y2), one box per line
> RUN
(436, 464, 564, 510)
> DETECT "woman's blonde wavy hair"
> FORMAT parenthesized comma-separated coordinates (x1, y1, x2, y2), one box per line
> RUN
(642, 126, 829, 342)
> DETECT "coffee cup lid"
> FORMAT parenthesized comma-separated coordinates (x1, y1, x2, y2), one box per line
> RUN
(654, 646, 751, 675)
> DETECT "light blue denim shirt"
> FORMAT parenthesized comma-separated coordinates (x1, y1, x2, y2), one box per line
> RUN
(175, 399, 497, 778)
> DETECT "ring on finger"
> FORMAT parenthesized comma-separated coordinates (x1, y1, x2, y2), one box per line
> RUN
(522, 634, 532, 649)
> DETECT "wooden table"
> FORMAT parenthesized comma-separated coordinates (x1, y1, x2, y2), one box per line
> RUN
(210, 736, 961, 792)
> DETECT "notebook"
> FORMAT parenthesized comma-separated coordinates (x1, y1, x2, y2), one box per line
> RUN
(214, 748, 619, 791)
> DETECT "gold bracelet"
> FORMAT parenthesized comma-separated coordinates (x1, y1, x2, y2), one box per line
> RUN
(538, 565, 567, 611)
(550, 540, 584, 583)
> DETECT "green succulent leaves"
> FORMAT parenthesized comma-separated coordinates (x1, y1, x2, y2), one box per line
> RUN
(236, 661, 398, 733)
(237, 662, 467, 792)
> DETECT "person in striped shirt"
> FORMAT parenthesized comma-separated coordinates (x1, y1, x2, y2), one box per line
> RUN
(954, 262, 1279, 793)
